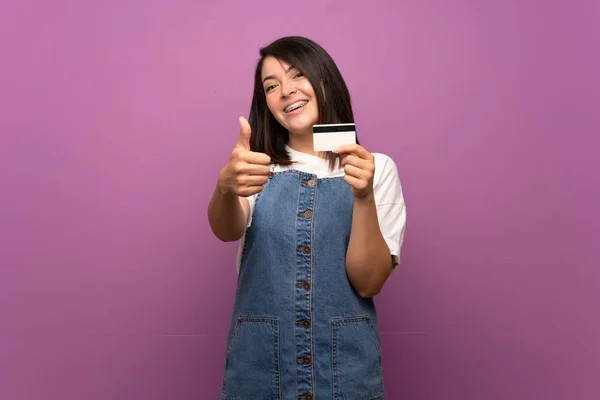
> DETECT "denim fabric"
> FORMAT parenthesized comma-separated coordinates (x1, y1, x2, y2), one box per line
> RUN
(221, 170, 385, 400)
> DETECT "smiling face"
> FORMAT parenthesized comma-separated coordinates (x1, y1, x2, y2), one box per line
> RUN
(261, 56, 319, 136)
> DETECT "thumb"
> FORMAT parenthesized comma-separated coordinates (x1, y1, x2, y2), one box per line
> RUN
(237, 116, 251, 150)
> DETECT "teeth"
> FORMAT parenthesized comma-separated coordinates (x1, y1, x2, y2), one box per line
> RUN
(285, 101, 307, 113)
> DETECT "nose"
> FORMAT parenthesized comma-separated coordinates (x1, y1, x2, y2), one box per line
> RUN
(280, 80, 297, 97)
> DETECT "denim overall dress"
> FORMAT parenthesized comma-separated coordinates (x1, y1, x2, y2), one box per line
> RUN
(221, 170, 385, 400)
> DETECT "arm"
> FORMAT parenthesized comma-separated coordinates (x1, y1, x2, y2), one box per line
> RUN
(333, 144, 394, 297)
(345, 193, 393, 297)
(207, 182, 250, 242)
(207, 116, 270, 242)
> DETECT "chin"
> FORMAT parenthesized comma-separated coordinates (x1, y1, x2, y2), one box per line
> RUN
(287, 123, 313, 135)
(284, 117, 318, 134)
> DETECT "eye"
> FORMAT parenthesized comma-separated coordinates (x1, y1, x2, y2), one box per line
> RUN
(294, 72, 305, 78)
(265, 84, 277, 93)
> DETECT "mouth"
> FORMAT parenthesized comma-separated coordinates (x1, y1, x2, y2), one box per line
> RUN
(284, 100, 308, 114)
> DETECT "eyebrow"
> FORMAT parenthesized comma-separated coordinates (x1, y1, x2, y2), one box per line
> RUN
(262, 65, 297, 83)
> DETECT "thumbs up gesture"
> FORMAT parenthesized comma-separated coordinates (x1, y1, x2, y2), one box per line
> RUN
(217, 117, 272, 197)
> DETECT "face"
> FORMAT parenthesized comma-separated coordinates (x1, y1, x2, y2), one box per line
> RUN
(261, 56, 319, 135)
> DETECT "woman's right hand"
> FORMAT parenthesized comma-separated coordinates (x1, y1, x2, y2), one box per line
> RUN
(217, 117, 272, 197)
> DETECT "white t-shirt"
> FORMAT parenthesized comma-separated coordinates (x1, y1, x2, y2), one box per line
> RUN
(236, 145, 407, 273)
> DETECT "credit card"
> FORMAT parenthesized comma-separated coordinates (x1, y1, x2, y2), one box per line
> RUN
(313, 123, 356, 152)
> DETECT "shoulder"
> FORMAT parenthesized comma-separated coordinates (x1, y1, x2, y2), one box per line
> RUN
(371, 152, 404, 205)
(372, 152, 395, 168)
(372, 153, 400, 186)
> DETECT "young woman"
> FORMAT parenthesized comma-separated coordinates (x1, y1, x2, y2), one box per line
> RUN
(208, 36, 406, 400)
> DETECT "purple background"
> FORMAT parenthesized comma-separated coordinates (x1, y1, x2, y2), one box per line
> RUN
(1, 0, 599, 399)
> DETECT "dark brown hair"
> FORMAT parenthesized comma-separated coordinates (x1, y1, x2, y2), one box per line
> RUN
(248, 36, 359, 169)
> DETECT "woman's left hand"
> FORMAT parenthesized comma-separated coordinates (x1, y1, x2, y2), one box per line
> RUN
(333, 144, 375, 200)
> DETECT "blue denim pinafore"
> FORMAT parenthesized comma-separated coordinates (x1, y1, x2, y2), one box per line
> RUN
(221, 170, 385, 400)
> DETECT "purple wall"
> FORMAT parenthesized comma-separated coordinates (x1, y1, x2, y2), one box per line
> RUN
(2, 1, 599, 399)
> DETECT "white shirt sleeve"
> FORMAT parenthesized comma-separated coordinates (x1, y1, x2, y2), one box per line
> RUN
(236, 193, 257, 274)
(246, 193, 258, 227)
(373, 153, 407, 269)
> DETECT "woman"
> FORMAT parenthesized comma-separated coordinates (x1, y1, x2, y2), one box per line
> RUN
(208, 36, 406, 400)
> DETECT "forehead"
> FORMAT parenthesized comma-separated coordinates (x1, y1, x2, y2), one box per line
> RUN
(261, 56, 293, 79)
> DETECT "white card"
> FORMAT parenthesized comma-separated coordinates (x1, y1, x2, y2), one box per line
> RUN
(313, 123, 356, 152)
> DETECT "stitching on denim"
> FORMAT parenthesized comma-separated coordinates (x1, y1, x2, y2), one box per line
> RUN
(294, 174, 302, 398)
(222, 317, 280, 400)
(273, 318, 280, 400)
(331, 316, 384, 400)
(332, 319, 339, 399)
(270, 168, 346, 182)
(309, 174, 317, 395)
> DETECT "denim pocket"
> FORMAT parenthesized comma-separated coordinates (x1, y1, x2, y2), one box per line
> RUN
(221, 317, 280, 400)
(332, 316, 384, 400)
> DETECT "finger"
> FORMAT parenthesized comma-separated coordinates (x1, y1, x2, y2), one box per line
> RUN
(333, 144, 372, 159)
(332, 143, 355, 154)
(241, 175, 270, 186)
(344, 164, 369, 180)
(238, 164, 272, 176)
(341, 155, 372, 170)
(238, 185, 266, 197)
(242, 151, 271, 165)
(237, 116, 252, 150)
(344, 175, 369, 190)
